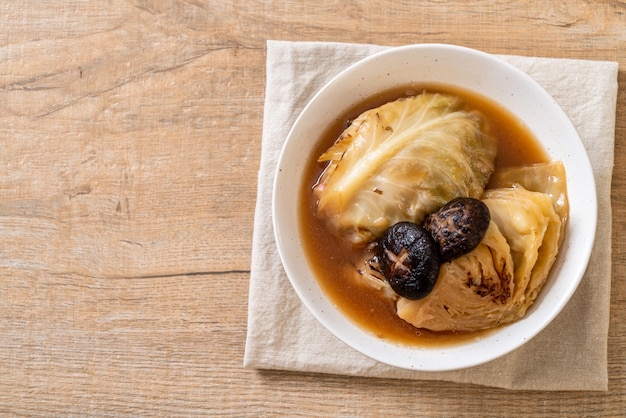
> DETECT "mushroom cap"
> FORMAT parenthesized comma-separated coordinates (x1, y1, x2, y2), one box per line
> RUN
(424, 197, 491, 263)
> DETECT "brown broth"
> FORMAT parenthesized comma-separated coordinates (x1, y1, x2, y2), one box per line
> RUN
(299, 83, 550, 347)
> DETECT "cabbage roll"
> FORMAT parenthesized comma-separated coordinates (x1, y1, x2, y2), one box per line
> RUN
(489, 161, 569, 242)
(314, 93, 497, 244)
(396, 162, 568, 332)
(397, 220, 516, 331)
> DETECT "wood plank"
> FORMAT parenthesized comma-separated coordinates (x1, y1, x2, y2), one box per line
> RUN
(0, 1, 624, 415)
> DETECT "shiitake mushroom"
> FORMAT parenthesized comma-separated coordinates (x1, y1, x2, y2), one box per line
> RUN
(377, 222, 440, 300)
(424, 197, 491, 263)
(376, 198, 491, 300)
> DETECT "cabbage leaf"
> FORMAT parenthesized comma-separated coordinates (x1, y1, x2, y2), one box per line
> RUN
(314, 93, 497, 244)
(395, 162, 568, 332)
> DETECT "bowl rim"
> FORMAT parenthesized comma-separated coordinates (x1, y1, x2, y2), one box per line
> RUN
(272, 43, 597, 371)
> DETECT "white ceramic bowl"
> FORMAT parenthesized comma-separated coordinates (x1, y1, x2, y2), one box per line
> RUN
(272, 44, 596, 371)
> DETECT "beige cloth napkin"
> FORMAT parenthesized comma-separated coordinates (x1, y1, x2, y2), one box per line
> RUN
(244, 40, 618, 391)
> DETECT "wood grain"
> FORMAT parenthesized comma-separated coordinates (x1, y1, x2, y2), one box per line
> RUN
(0, 1, 624, 415)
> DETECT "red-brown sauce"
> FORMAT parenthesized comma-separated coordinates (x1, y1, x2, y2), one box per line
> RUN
(299, 83, 550, 347)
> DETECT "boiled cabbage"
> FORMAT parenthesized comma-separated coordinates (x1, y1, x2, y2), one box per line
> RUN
(314, 93, 497, 244)
(489, 161, 569, 242)
(395, 162, 568, 332)
(396, 220, 516, 332)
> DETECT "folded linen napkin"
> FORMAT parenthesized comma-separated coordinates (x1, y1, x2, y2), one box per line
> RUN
(244, 40, 618, 391)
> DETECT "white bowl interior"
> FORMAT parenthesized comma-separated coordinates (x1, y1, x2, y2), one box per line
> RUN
(273, 44, 596, 371)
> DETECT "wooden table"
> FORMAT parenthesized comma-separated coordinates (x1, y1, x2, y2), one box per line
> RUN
(1, 1, 624, 416)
